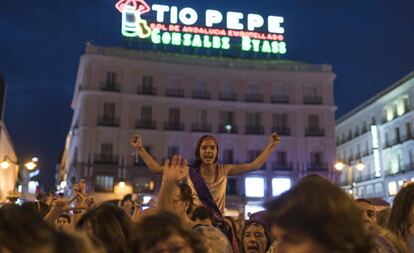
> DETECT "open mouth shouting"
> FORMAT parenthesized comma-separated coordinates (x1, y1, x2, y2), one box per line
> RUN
(246, 242, 261, 253)
(203, 153, 215, 163)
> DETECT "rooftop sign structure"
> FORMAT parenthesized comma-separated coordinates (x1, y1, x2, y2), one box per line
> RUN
(115, 0, 287, 55)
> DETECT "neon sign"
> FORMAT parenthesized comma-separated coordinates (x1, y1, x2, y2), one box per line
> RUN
(115, 1, 287, 55)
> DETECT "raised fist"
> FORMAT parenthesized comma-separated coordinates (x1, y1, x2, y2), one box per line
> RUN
(131, 134, 142, 149)
(269, 132, 280, 147)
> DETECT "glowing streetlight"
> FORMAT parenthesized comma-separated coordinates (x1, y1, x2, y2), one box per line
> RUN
(0, 160, 10, 170)
(335, 160, 365, 198)
(119, 181, 126, 188)
(334, 161, 345, 171)
(24, 161, 37, 171)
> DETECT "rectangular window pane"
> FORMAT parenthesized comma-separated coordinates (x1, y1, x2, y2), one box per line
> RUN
(272, 178, 291, 196)
(245, 177, 264, 197)
(141, 106, 152, 121)
(103, 103, 115, 119)
(95, 175, 114, 192)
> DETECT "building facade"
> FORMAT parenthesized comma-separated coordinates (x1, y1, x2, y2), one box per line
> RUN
(59, 44, 336, 212)
(336, 71, 414, 203)
(0, 74, 18, 202)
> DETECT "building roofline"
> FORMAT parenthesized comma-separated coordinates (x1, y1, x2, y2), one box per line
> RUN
(337, 71, 414, 125)
(84, 43, 333, 74)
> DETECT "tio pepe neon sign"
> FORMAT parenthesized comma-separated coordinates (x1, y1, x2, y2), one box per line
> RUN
(115, 0, 287, 54)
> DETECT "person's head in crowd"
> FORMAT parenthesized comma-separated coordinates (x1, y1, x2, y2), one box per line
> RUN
(192, 206, 213, 226)
(378, 208, 392, 228)
(194, 135, 219, 167)
(21, 201, 50, 218)
(356, 199, 378, 228)
(193, 224, 232, 253)
(388, 183, 414, 240)
(266, 176, 375, 253)
(131, 211, 207, 253)
(148, 198, 157, 208)
(0, 204, 100, 253)
(369, 225, 409, 253)
(55, 213, 71, 231)
(242, 211, 272, 253)
(172, 182, 194, 216)
(76, 204, 133, 253)
(120, 194, 135, 216)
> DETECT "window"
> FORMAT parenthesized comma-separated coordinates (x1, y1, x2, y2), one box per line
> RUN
(226, 178, 238, 195)
(101, 143, 113, 158)
(169, 108, 180, 123)
(103, 103, 116, 119)
(168, 77, 181, 89)
(168, 146, 180, 158)
(247, 82, 260, 94)
(272, 178, 291, 196)
(273, 113, 288, 128)
(195, 109, 207, 124)
(245, 177, 265, 197)
(95, 175, 115, 192)
(276, 151, 287, 166)
(106, 72, 117, 85)
(247, 112, 262, 127)
(306, 86, 318, 97)
(388, 181, 397, 196)
(310, 152, 323, 165)
(375, 183, 383, 195)
(222, 149, 234, 164)
(141, 106, 152, 121)
(195, 80, 208, 91)
(272, 84, 286, 96)
(220, 111, 235, 125)
(308, 114, 319, 129)
(142, 75, 153, 88)
(221, 81, 234, 93)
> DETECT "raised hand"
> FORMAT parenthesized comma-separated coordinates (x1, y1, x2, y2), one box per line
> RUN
(162, 155, 189, 183)
(269, 132, 280, 147)
(131, 134, 143, 149)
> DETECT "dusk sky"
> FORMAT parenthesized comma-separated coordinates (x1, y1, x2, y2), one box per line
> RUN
(1, 0, 413, 187)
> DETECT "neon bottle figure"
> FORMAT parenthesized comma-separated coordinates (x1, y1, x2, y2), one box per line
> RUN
(115, 0, 152, 38)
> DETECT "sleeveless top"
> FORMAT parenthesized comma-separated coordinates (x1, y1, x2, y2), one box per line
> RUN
(187, 164, 228, 213)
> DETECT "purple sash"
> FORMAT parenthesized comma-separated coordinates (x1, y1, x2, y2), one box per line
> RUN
(189, 167, 240, 253)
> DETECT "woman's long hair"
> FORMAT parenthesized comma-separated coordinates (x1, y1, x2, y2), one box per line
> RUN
(388, 183, 414, 239)
(76, 204, 133, 253)
(193, 135, 219, 168)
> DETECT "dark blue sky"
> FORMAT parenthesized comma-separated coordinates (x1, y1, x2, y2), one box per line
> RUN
(1, 0, 413, 187)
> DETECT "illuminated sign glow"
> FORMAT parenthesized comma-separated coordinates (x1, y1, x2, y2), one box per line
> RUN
(371, 125, 382, 177)
(115, 1, 287, 55)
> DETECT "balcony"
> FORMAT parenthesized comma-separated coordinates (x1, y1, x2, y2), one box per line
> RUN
(245, 94, 263, 103)
(271, 95, 289, 104)
(385, 163, 414, 177)
(98, 117, 120, 127)
(218, 124, 238, 134)
(272, 127, 291, 136)
(219, 92, 237, 101)
(164, 121, 184, 131)
(245, 126, 265, 135)
(304, 96, 322, 105)
(135, 119, 156, 129)
(94, 154, 119, 164)
(165, 88, 185, 97)
(307, 162, 329, 171)
(192, 90, 211, 99)
(100, 82, 120, 92)
(305, 128, 325, 137)
(272, 162, 293, 171)
(137, 86, 157, 95)
(191, 123, 212, 132)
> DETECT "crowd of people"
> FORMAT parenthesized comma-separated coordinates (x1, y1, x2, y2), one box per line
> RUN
(1, 134, 414, 253)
